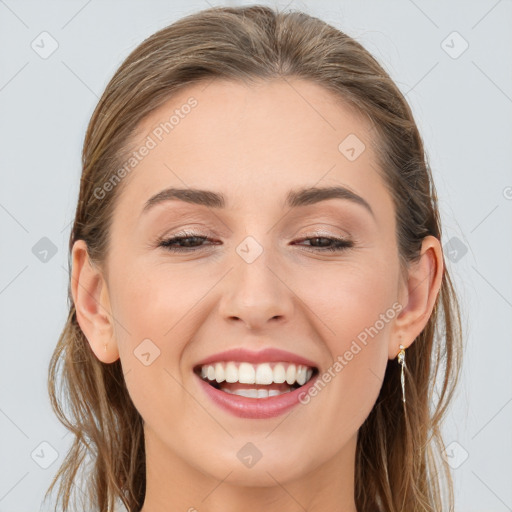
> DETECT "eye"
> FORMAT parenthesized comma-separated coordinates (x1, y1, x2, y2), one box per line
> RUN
(158, 230, 216, 252)
(292, 235, 354, 252)
(157, 231, 354, 253)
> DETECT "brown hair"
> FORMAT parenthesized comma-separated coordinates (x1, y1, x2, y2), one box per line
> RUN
(46, 5, 463, 511)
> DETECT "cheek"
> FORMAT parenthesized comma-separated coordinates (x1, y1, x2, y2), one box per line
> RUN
(108, 264, 205, 411)
(110, 261, 210, 346)
(109, 260, 230, 421)
(304, 259, 397, 350)
(299, 262, 395, 429)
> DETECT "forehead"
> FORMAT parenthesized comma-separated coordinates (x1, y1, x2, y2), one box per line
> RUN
(115, 77, 393, 224)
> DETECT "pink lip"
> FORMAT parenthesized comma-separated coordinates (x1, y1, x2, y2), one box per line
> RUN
(195, 371, 319, 419)
(193, 347, 318, 369)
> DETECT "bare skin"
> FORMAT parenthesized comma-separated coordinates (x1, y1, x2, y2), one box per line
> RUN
(71, 78, 443, 512)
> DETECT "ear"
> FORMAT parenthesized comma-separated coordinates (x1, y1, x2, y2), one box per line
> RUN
(389, 235, 444, 359)
(70, 239, 119, 363)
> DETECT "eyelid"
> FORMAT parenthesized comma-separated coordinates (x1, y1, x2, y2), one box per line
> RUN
(292, 221, 350, 236)
(153, 224, 217, 242)
(299, 228, 348, 238)
(291, 223, 353, 241)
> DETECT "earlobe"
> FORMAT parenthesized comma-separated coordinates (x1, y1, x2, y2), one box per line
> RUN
(71, 240, 119, 363)
(389, 235, 444, 359)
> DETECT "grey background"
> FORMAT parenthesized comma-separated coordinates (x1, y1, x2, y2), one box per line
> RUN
(1, 1, 511, 511)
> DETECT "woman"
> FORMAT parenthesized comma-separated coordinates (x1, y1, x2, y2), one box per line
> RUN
(46, 5, 463, 512)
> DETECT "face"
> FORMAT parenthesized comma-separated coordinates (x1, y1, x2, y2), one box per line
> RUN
(85, 78, 409, 487)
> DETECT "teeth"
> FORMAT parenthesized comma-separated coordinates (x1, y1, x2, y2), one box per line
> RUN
(297, 366, 307, 385)
(273, 363, 286, 383)
(285, 364, 296, 385)
(239, 362, 256, 384)
(222, 387, 292, 397)
(255, 363, 274, 385)
(198, 361, 315, 386)
(225, 362, 238, 383)
(215, 362, 225, 383)
(237, 389, 258, 398)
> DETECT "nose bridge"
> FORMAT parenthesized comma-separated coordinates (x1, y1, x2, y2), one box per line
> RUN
(218, 234, 294, 329)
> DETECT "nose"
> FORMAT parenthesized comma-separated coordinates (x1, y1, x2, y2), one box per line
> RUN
(218, 250, 295, 331)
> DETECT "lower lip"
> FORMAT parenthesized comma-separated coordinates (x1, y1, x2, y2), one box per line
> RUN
(195, 372, 319, 419)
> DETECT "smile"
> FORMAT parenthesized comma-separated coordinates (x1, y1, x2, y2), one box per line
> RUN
(193, 361, 319, 418)
(195, 361, 316, 396)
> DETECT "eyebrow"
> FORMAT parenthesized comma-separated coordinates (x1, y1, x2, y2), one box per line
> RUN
(141, 185, 375, 218)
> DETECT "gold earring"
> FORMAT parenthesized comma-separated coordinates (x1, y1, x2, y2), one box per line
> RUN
(104, 342, 107, 353)
(397, 344, 406, 404)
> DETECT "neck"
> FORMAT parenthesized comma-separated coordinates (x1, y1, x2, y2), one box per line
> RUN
(139, 426, 359, 512)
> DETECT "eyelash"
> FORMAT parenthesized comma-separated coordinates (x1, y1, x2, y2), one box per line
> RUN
(157, 230, 354, 253)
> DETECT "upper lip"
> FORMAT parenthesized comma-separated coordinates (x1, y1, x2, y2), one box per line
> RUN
(194, 347, 319, 369)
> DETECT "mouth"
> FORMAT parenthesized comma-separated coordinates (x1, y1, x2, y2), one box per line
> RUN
(193, 361, 319, 398)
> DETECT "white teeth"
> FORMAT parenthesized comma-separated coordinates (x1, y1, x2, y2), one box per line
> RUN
(222, 387, 292, 397)
(296, 366, 307, 385)
(237, 388, 258, 398)
(215, 362, 225, 383)
(198, 361, 315, 386)
(255, 363, 274, 385)
(225, 362, 238, 383)
(285, 364, 296, 385)
(257, 388, 268, 398)
(273, 363, 286, 383)
(238, 362, 256, 384)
